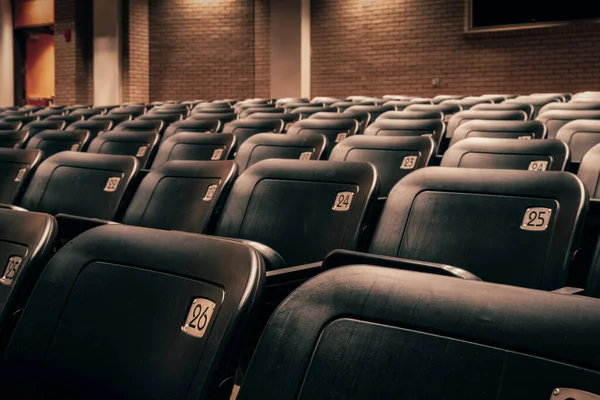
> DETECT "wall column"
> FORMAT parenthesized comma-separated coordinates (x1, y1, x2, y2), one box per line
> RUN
(93, 0, 122, 106)
(0, 0, 14, 107)
(270, 0, 310, 99)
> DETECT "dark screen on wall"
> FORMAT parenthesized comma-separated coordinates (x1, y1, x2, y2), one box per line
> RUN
(471, 0, 600, 28)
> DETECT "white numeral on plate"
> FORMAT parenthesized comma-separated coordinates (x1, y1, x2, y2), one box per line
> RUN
(518, 135, 532, 140)
(528, 160, 548, 171)
(182, 298, 216, 339)
(211, 148, 223, 160)
(1, 256, 22, 286)
(400, 155, 418, 170)
(203, 184, 218, 201)
(104, 177, 121, 192)
(332, 191, 354, 211)
(14, 168, 26, 182)
(136, 146, 148, 158)
(521, 207, 552, 231)
(335, 133, 347, 143)
(299, 151, 312, 160)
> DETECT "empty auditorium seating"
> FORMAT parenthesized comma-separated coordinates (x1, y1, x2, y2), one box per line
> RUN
(445, 109, 529, 141)
(67, 120, 111, 140)
(538, 101, 600, 115)
(191, 112, 238, 131)
(344, 105, 395, 124)
(69, 107, 104, 119)
(19, 152, 139, 220)
(22, 120, 67, 137)
(3, 116, 40, 126)
(46, 114, 85, 126)
(471, 102, 535, 119)
(238, 265, 600, 399)
(405, 103, 461, 122)
(556, 120, 600, 164)
(536, 110, 600, 140)
(442, 138, 569, 171)
(137, 112, 184, 129)
(162, 119, 220, 141)
(409, 97, 433, 104)
(378, 110, 443, 120)
(311, 110, 369, 133)
(331, 101, 356, 111)
(364, 119, 445, 149)
(449, 120, 547, 147)
(114, 120, 163, 134)
(91, 114, 131, 126)
(505, 96, 561, 118)
(0, 130, 29, 149)
(247, 112, 300, 132)
(368, 167, 586, 290)
(290, 106, 336, 119)
(87, 131, 160, 169)
(25, 130, 90, 160)
(214, 159, 379, 268)
(440, 97, 493, 110)
(0, 225, 264, 399)
(0, 121, 23, 131)
(32, 109, 64, 119)
(287, 119, 359, 156)
(240, 107, 285, 119)
(152, 133, 236, 167)
(108, 105, 146, 118)
(222, 119, 285, 146)
(0, 149, 42, 204)
(235, 133, 327, 173)
(382, 100, 412, 111)
(122, 161, 237, 233)
(432, 94, 465, 103)
(0, 208, 56, 351)
(329, 135, 435, 197)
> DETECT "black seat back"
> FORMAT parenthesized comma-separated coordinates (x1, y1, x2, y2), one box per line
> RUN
(123, 161, 236, 234)
(25, 130, 90, 160)
(310, 111, 369, 133)
(577, 143, 600, 198)
(20, 152, 139, 220)
(108, 106, 145, 118)
(162, 119, 220, 141)
(441, 97, 493, 110)
(0, 130, 29, 149)
(0, 209, 56, 351)
(449, 120, 547, 147)
(152, 132, 235, 167)
(0, 148, 42, 204)
(3, 116, 40, 127)
(46, 114, 85, 127)
(378, 110, 443, 120)
(191, 112, 238, 132)
(22, 121, 67, 138)
(69, 107, 104, 119)
(0, 121, 22, 131)
(215, 159, 379, 267)
(66, 120, 111, 140)
(114, 120, 163, 134)
(0, 225, 264, 399)
(446, 110, 528, 139)
(32, 109, 64, 119)
(504, 97, 561, 118)
(344, 105, 395, 124)
(405, 103, 461, 122)
(239, 107, 285, 119)
(364, 119, 445, 149)
(222, 119, 284, 146)
(235, 133, 327, 173)
(442, 138, 569, 171)
(369, 167, 587, 290)
(87, 131, 160, 169)
(291, 106, 337, 119)
(557, 120, 600, 163)
(91, 114, 131, 127)
(247, 112, 300, 132)
(287, 119, 359, 156)
(539, 101, 600, 115)
(238, 265, 600, 400)
(471, 102, 535, 119)
(329, 135, 435, 197)
(536, 110, 600, 140)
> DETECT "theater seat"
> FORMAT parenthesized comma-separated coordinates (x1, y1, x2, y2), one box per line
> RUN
(122, 161, 236, 234)
(238, 265, 600, 400)
(442, 138, 569, 171)
(287, 119, 359, 156)
(235, 133, 327, 173)
(91, 114, 132, 127)
(446, 110, 528, 140)
(471, 102, 535, 119)
(215, 159, 379, 268)
(46, 114, 85, 127)
(152, 132, 235, 167)
(310, 110, 369, 134)
(364, 119, 445, 149)
(577, 143, 600, 199)
(405, 103, 461, 122)
(19, 152, 139, 220)
(0, 121, 23, 131)
(162, 120, 220, 142)
(537, 110, 600, 140)
(0, 209, 56, 351)
(344, 105, 395, 124)
(114, 120, 163, 134)
(557, 120, 600, 164)
(87, 130, 160, 169)
(378, 110, 444, 120)
(449, 120, 547, 147)
(25, 130, 91, 160)
(0, 148, 42, 204)
(367, 167, 586, 290)
(222, 119, 284, 146)
(247, 112, 300, 132)
(0, 225, 264, 400)
(290, 106, 337, 119)
(0, 130, 29, 149)
(329, 135, 435, 197)
(190, 112, 238, 132)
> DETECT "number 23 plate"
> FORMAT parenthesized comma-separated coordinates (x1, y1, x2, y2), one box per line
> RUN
(521, 207, 552, 231)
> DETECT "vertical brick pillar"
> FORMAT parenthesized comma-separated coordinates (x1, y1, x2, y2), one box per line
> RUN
(254, 0, 271, 99)
(122, 0, 149, 103)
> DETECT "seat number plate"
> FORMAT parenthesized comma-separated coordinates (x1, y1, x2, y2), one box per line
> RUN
(551, 388, 600, 400)
(203, 184, 218, 201)
(1, 256, 22, 286)
(518, 135, 532, 140)
(14, 168, 26, 182)
(71, 143, 80, 151)
(211, 148, 223, 160)
(528, 160, 548, 171)
(401, 156, 418, 170)
(335, 133, 347, 143)
(104, 177, 121, 192)
(521, 207, 552, 231)
(136, 146, 148, 158)
(332, 191, 354, 211)
(299, 151, 312, 160)
(182, 298, 216, 339)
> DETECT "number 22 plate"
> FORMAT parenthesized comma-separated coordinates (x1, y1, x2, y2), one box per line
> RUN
(521, 207, 552, 231)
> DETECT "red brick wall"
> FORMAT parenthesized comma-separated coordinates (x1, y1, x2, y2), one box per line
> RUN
(123, 0, 150, 103)
(148, 0, 271, 101)
(254, 0, 271, 98)
(310, 0, 600, 97)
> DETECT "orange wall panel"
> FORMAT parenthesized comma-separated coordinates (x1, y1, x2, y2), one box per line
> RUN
(14, 0, 54, 28)
(26, 33, 55, 100)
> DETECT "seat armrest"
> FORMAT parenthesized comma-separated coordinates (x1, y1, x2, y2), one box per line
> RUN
(219, 239, 287, 271)
(552, 286, 585, 295)
(323, 249, 481, 281)
(56, 214, 116, 244)
(266, 262, 322, 287)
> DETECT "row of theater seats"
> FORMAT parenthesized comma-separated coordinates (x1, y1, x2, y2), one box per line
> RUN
(1, 92, 600, 398)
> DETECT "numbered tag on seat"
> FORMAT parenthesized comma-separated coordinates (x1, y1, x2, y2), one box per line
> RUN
(518, 135, 532, 140)
(14, 168, 27, 182)
(104, 177, 121, 192)
(203, 184, 218, 201)
(550, 388, 600, 400)
(332, 191, 354, 211)
(528, 160, 548, 171)
(1, 256, 22, 286)
(335, 133, 347, 143)
(299, 151, 313, 160)
(211, 148, 223, 160)
(181, 298, 216, 339)
(400, 155, 418, 170)
(136, 146, 148, 158)
(71, 143, 80, 151)
(421, 133, 434, 138)
(521, 207, 552, 231)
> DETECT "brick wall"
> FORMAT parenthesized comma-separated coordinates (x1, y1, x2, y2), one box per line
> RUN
(149, 0, 270, 101)
(310, 0, 600, 97)
(54, 0, 93, 105)
(254, 0, 271, 98)
(123, 0, 150, 103)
